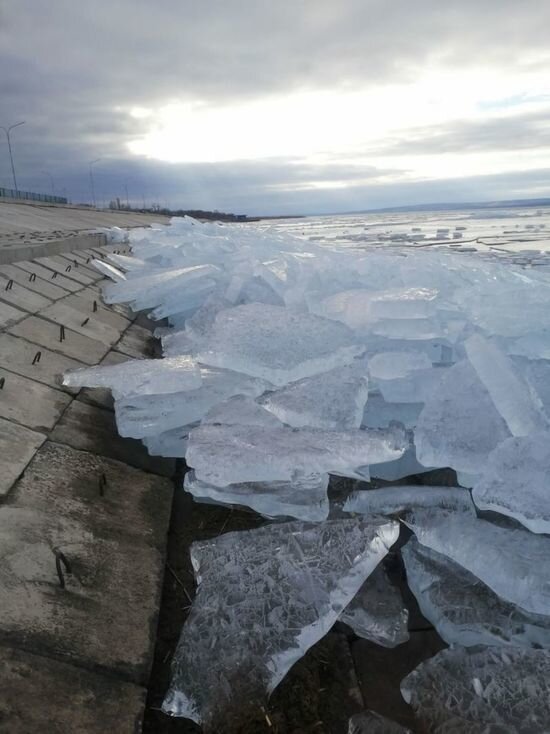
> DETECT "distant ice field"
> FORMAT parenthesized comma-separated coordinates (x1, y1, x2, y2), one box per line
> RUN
(264, 206, 550, 265)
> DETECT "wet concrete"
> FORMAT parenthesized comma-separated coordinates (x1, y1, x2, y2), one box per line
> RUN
(0, 238, 174, 730)
(0, 417, 46, 497)
(0, 645, 145, 734)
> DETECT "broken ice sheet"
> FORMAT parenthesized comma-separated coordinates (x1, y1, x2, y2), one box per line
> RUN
(377, 366, 447, 404)
(102, 263, 221, 311)
(316, 287, 438, 332)
(344, 485, 474, 518)
(403, 538, 550, 649)
(370, 445, 437, 482)
(186, 422, 408, 486)
(401, 646, 550, 733)
(163, 518, 399, 726)
(348, 710, 412, 734)
(472, 432, 550, 534)
(114, 367, 269, 438)
(368, 351, 432, 380)
(465, 334, 548, 436)
(62, 355, 201, 398)
(406, 509, 550, 616)
(362, 393, 423, 430)
(143, 427, 189, 457)
(415, 359, 511, 475)
(258, 360, 369, 429)
(184, 470, 329, 521)
(339, 565, 409, 648)
(195, 303, 364, 385)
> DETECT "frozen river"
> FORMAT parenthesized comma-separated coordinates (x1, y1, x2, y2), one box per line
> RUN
(264, 206, 550, 266)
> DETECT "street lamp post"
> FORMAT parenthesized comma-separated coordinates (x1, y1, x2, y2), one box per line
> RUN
(0, 121, 25, 194)
(42, 170, 55, 197)
(89, 158, 100, 208)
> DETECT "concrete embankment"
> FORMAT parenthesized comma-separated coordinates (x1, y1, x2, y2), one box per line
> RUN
(0, 199, 171, 264)
(0, 215, 174, 730)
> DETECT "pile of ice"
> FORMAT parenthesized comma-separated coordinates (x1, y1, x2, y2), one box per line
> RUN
(64, 216, 550, 731)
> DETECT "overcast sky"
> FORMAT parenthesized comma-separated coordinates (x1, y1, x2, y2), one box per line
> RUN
(1, 1, 550, 215)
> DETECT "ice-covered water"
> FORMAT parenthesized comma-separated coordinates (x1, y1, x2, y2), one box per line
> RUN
(66, 208, 550, 730)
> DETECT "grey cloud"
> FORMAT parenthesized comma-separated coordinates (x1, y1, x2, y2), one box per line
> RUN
(1, 0, 550, 213)
(378, 109, 550, 155)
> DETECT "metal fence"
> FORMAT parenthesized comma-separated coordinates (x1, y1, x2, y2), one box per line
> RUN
(0, 186, 68, 205)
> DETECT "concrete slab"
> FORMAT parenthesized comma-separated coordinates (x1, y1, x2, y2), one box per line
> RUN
(77, 350, 131, 410)
(35, 255, 98, 286)
(115, 324, 157, 358)
(63, 291, 132, 333)
(15, 260, 82, 292)
(0, 417, 46, 497)
(69, 249, 96, 266)
(9, 315, 111, 364)
(14, 441, 173, 553)
(0, 366, 71, 431)
(0, 332, 83, 391)
(50, 399, 175, 476)
(41, 301, 123, 345)
(0, 645, 146, 734)
(82, 248, 108, 261)
(0, 301, 26, 329)
(0, 234, 110, 266)
(0, 199, 170, 236)
(0, 263, 71, 300)
(0, 502, 165, 683)
(0, 276, 52, 313)
(57, 253, 105, 280)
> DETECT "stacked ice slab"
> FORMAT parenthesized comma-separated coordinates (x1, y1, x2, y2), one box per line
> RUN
(64, 216, 550, 731)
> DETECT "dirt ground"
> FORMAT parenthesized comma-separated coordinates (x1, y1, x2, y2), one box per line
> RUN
(143, 467, 452, 734)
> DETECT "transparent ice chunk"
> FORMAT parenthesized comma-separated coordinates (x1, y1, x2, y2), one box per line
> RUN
(401, 647, 550, 733)
(143, 427, 189, 457)
(196, 303, 364, 385)
(184, 470, 329, 521)
(163, 518, 399, 726)
(362, 393, 423, 430)
(472, 432, 550, 534)
(114, 367, 269, 438)
(102, 263, 221, 311)
(406, 509, 550, 615)
(340, 565, 409, 648)
(349, 710, 412, 734)
(258, 360, 368, 429)
(403, 538, 550, 649)
(415, 360, 511, 474)
(344, 485, 474, 517)
(186, 422, 408, 486)
(368, 351, 432, 380)
(377, 367, 446, 404)
(63, 355, 201, 398)
(317, 288, 437, 331)
(465, 334, 548, 436)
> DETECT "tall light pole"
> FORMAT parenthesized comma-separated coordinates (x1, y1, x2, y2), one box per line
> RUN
(89, 158, 100, 208)
(42, 170, 55, 197)
(1, 121, 25, 194)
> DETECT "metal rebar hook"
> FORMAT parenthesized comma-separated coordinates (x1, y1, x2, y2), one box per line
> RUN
(99, 472, 107, 497)
(53, 549, 72, 589)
